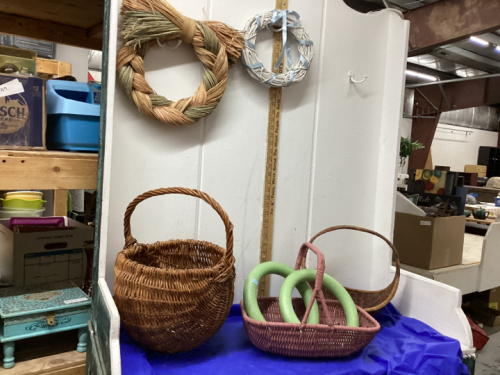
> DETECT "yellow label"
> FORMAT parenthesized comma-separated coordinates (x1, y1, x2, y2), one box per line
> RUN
(489, 302, 498, 310)
(0, 93, 29, 134)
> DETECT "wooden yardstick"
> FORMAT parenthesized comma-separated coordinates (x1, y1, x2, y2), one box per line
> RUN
(258, 0, 289, 297)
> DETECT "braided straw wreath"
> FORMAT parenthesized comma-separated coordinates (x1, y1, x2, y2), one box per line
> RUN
(116, 0, 244, 126)
(242, 10, 314, 87)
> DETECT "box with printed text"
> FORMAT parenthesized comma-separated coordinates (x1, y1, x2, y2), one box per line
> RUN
(0, 217, 92, 287)
(0, 73, 46, 150)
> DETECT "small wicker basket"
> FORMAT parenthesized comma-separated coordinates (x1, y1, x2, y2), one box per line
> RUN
(114, 188, 235, 353)
(309, 226, 400, 315)
(241, 242, 380, 358)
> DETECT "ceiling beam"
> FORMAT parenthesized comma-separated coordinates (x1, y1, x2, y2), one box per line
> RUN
(435, 46, 500, 73)
(408, 74, 500, 169)
(406, 61, 459, 80)
(404, 0, 500, 57)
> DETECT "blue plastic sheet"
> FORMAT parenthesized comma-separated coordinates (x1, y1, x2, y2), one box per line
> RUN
(120, 303, 469, 375)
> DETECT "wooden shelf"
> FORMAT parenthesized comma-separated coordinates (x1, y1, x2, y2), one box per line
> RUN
(0, 351, 85, 374)
(0, 150, 98, 215)
(0, 0, 104, 50)
(466, 217, 496, 225)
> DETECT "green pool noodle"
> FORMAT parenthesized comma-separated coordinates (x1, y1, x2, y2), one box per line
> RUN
(243, 261, 319, 324)
(279, 269, 359, 327)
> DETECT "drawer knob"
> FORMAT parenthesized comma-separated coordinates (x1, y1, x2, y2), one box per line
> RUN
(46, 312, 56, 326)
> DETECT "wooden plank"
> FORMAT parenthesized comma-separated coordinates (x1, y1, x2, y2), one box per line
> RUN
(0, 151, 97, 160)
(58, 62, 72, 78)
(0, 12, 102, 51)
(54, 189, 69, 216)
(465, 186, 500, 194)
(466, 217, 495, 225)
(0, 350, 85, 375)
(87, 23, 104, 39)
(405, 0, 500, 57)
(36, 58, 72, 78)
(1, 0, 104, 30)
(0, 155, 98, 190)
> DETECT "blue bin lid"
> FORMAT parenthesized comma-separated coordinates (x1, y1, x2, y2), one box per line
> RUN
(46, 80, 100, 116)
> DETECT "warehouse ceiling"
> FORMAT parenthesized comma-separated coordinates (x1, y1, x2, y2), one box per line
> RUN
(343, 0, 500, 135)
(346, 0, 500, 91)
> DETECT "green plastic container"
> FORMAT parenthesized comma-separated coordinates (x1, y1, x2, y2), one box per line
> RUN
(0, 198, 46, 211)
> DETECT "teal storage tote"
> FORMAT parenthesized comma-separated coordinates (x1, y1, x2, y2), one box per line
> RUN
(46, 80, 100, 152)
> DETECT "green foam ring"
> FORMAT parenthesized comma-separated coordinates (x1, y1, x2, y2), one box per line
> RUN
(279, 269, 359, 327)
(243, 262, 320, 324)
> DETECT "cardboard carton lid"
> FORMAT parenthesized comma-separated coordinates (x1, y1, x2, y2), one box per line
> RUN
(396, 192, 426, 217)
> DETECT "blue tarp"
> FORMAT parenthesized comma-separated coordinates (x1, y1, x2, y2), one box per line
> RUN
(120, 303, 469, 375)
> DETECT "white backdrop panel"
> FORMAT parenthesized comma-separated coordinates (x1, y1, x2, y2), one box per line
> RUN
(100, 0, 475, 363)
(104, 0, 407, 301)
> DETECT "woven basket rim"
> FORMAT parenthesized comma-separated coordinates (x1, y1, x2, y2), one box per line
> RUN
(117, 239, 230, 277)
(240, 298, 381, 333)
(309, 225, 401, 313)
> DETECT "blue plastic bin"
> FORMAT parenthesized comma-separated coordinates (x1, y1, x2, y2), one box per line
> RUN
(46, 81, 100, 152)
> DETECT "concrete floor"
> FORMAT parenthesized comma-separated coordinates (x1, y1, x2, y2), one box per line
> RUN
(476, 325, 500, 375)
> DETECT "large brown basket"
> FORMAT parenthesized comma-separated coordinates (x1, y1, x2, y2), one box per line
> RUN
(241, 243, 381, 358)
(309, 225, 400, 315)
(114, 188, 235, 353)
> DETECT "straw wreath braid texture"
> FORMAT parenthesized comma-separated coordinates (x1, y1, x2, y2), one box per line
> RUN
(116, 0, 244, 126)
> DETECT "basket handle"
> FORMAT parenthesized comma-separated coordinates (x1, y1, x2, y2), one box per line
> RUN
(123, 188, 234, 260)
(295, 242, 335, 327)
(309, 225, 400, 287)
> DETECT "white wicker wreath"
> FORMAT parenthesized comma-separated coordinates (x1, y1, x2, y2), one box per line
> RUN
(242, 10, 314, 88)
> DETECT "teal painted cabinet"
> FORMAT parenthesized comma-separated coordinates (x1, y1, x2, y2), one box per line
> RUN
(0, 281, 91, 369)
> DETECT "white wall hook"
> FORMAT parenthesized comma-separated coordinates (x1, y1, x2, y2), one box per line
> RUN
(348, 71, 367, 84)
(157, 38, 182, 49)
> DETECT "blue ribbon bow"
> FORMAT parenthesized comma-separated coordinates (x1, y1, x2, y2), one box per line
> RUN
(269, 9, 301, 71)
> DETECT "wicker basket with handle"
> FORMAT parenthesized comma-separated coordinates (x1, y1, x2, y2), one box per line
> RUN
(114, 187, 235, 353)
(241, 242, 380, 358)
(309, 225, 400, 315)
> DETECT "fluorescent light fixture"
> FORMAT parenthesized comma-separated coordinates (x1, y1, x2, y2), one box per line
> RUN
(495, 46, 500, 53)
(405, 70, 437, 82)
(469, 36, 489, 46)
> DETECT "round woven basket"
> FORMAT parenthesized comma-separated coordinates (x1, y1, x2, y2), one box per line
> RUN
(114, 188, 235, 353)
(309, 225, 400, 315)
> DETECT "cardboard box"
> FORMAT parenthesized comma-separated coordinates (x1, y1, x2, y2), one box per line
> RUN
(469, 300, 500, 327)
(0, 73, 45, 150)
(465, 165, 487, 178)
(393, 212, 465, 270)
(478, 288, 500, 310)
(0, 218, 92, 287)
